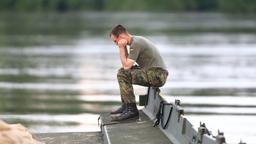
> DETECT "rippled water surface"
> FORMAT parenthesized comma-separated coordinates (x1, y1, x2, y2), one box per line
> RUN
(0, 12, 256, 143)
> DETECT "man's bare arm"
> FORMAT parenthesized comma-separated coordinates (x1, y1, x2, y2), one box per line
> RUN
(119, 47, 135, 70)
(117, 39, 135, 69)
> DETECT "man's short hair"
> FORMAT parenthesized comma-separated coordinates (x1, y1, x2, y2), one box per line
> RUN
(110, 24, 127, 37)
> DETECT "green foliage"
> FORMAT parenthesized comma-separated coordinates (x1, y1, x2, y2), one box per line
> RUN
(0, 0, 255, 13)
(218, 0, 256, 13)
(196, 0, 217, 11)
(104, 0, 197, 12)
(14, 0, 44, 11)
(0, 0, 16, 10)
(104, 0, 147, 11)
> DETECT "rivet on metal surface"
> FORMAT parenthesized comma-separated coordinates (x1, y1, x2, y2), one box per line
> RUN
(215, 130, 226, 144)
(175, 99, 181, 106)
(196, 122, 211, 144)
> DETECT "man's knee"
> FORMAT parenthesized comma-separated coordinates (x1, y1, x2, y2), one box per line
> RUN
(147, 68, 168, 87)
(117, 68, 130, 79)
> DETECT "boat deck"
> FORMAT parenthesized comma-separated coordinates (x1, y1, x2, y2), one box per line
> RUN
(100, 111, 172, 144)
(35, 132, 102, 144)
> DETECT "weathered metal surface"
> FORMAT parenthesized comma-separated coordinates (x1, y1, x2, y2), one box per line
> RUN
(100, 111, 172, 144)
(35, 132, 102, 144)
(143, 87, 228, 144)
(100, 87, 245, 144)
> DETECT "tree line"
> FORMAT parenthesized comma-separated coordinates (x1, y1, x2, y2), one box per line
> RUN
(0, 0, 255, 13)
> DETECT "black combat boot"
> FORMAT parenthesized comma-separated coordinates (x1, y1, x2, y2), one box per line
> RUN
(111, 103, 139, 121)
(110, 103, 127, 114)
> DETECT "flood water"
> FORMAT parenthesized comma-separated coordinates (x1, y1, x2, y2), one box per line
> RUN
(0, 12, 256, 143)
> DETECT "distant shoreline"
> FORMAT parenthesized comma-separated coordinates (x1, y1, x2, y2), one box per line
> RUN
(0, 0, 255, 14)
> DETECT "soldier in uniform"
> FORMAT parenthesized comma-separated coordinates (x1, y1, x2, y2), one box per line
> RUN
(110, 24, 168, 121)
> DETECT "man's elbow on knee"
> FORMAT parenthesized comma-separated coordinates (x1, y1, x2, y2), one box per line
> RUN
(123, 63, 133, 70)
(123, 66, 131, 70)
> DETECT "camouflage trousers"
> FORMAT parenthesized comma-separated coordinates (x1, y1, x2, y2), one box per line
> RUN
(117, 66, 168, 104)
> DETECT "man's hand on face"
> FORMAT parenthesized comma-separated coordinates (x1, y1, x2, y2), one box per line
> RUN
(117, 38, 128, 49)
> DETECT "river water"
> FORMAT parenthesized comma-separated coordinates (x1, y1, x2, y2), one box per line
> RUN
(0, 12, 256, 143)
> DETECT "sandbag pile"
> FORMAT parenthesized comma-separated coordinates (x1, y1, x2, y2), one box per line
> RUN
(0, 120, 41, 144)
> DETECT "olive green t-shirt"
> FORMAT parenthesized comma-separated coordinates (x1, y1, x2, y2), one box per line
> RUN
(128, 36, 167, 70)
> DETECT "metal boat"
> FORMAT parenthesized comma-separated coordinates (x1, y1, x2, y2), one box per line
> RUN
(100, 87, 246, 144)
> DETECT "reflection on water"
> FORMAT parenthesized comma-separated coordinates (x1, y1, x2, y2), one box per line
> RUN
(0, 12, 256, 143)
